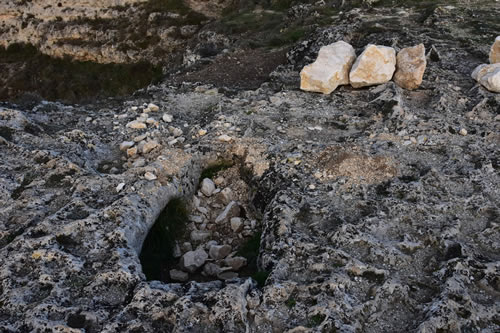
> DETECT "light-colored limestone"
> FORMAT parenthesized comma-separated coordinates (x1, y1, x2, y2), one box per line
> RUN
(209, 244, 232, 260)
(300, 41, 356, 94)
(393, 44, 426, 90)
(200, 178, 216, 196)
(490, 36, 500, 64)
(349, 44, 396, 88)
(181, 249, 208, 273)
(126, 120, 147, 129)
(142, 140, 159, 154)
(472, 63, 500, 93)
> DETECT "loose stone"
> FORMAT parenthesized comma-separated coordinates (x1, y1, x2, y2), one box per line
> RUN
(209, 244, 232, 260)
(126, 147, 138, 158)
(115, 183, 125, 193)
(218, 134, 232, 142)
(217, 271, 238, 280)
(198, 129, 207, 136)
(471, 63, 500, 93)
(203, 263, 222, 277)
(230, 217, 244, 232)
(119, 141, 135, 151)
(215, 201, 240, 224)
(349, 44, 396, 88)
(142, 140, 159, 154)
(133, 134, 147, 142)
(200, 178, 216, 197)
(300, 41, 356, 94)
(162, 114, 173, 123)
(490, 36, 500, 64)
(190, 230, 212, 242)
(181, 249, 208, 273)
(169, 269, 188, 282)
(126, 120, 147, 129)
(148, 103, 160, 112)
(144, 172, 157, 180)
(224, 256, 247, 271)
(393, 44, 426, 90)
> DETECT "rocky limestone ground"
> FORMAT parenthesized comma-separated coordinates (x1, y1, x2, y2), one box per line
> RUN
(1, 1, 500, 332)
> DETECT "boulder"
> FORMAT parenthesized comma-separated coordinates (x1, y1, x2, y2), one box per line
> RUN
(200, 178, 216, 197)
(490, 36, 500, 64)
(181, 249, 208, 273)
(393, 44, 426, 90)
(471, 63, 500, 93)
(300, 41, 356, 94)
(349, 44, 396, 88)
(209, 244, 232, 260)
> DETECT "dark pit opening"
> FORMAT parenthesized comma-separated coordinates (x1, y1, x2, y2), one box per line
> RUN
(139, 198, 188, 281)
(139, 160, 269, 286)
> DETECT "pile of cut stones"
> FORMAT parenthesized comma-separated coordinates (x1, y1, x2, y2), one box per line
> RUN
(169, 165, 258, 282)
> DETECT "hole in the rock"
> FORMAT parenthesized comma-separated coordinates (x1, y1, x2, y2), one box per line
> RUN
(140, 161, 269, 284)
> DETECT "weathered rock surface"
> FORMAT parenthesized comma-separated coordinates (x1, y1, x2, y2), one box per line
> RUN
(490, 36, 500, 64)
(472, 63, 500, 93)
(349, 44, 396, 88)
(393, 44, 426, 90)
(0, 2, 499, 333)
(300, 41, 356, 94)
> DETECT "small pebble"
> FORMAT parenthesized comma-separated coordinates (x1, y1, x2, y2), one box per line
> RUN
(144, 172, 157, 181)
(116, 183, 125, 193)
(459, 128, 467, 136)
(148, 103, 160, 112)
(218, 134, 232, 142)
(163, 114, 173, 122)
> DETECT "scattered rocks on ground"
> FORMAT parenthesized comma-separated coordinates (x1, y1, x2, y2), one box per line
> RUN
(393, 44, 426, 90)
(300, 41, 356, 94)
(349, 44, 396, 88)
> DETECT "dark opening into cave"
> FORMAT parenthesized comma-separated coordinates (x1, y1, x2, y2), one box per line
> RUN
(139, 198, 188, 281)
